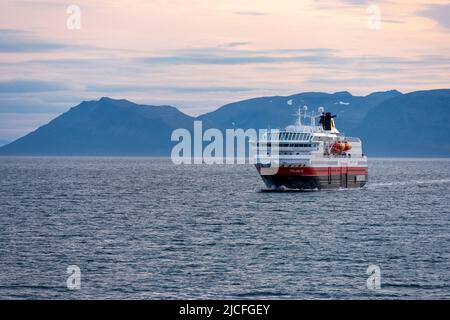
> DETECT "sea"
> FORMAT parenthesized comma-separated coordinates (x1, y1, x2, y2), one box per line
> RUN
(0, 157, 449, 299)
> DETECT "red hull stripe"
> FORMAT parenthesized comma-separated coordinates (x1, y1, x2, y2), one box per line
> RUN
(258, 166, 368, 176)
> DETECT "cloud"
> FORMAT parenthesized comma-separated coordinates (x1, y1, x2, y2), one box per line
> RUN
(234, 11, 267, 16)
(420, 4, 450, 30)
(86, 84, 256, 94)
(0, 29, 67, 52)
(339, 0, 370, 4)
(138, 46, 449, 68)
(356, 55, 450, 66)
(0, 80, 68, 93)
(135, 47, 344, 66)
(224, 41, 251, 48)
(381, 19, 404, 24)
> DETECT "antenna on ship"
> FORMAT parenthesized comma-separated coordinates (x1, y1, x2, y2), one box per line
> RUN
(295, 107, 302, 127)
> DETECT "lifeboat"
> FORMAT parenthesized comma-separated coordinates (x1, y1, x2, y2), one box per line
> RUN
(331, 142, 345, 154)
(343, 141, 352, 151)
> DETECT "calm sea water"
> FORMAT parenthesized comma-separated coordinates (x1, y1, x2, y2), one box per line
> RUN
(0, 157, 449, 299)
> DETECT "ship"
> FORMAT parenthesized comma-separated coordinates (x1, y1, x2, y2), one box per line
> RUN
(252, 106, 368, 190)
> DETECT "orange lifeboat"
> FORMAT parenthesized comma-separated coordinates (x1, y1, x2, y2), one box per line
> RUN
(331, 142, 345, 154)
(343, 141, 352, 152)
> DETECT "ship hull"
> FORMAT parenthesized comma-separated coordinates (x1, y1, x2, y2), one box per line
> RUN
(256, 165, 368, 190)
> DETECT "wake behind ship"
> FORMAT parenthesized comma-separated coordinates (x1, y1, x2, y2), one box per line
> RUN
(252, 106, 368, 190)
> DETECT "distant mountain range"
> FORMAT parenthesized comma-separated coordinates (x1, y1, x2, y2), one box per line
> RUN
(0, 140, 10, 147)
(0, 89, 449, 156)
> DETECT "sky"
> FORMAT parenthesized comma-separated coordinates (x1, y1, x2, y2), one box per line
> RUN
(0, 0, 449, 143)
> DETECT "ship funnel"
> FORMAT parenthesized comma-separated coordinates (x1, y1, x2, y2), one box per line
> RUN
(319, 111, 337, 131)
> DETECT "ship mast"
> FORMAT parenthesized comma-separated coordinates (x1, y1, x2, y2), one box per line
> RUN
(295, 105, 309, 128)
(295, 107, 302, 127)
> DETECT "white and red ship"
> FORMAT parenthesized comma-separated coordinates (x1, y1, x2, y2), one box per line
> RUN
(253, 106, 368, 190)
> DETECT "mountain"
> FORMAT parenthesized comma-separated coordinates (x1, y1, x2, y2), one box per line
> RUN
(0, 89, 449, 156)
(0, 97, 193, 155)
(198, 90, 401, 135)
(359, 89, 450, 156)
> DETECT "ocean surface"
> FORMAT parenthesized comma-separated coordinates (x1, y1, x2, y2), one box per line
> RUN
(0, 157, 449, 299)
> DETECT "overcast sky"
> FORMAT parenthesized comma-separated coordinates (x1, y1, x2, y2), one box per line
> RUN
(0, 0, 449, 142)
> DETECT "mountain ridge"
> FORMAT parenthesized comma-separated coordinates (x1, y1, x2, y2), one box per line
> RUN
(0, 89, 449, 156)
